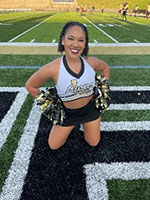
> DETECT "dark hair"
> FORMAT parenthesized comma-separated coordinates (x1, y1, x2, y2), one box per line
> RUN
(58, 21, 89, 57)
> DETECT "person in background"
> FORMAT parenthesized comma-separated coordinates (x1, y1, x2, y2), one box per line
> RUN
(122, 2, 128, 21)
(117, 2, 123, 17)
(80, 3, 87, 16)
(101, 4, 104, 13)
(133, 4, 139, 17)
(25, 22, 109, 150)
(90, 5, 95, 14)
(146, 3, 150, 19)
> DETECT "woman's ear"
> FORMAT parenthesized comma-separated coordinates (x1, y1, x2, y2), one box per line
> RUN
(62, 36, 65, 45)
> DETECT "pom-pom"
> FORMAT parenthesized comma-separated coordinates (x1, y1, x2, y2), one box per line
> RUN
(36, 87, 65, 125)
(94, 74, 111, 113)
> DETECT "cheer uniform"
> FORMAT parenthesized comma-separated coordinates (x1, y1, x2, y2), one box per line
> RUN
(56, 56, 100, 126)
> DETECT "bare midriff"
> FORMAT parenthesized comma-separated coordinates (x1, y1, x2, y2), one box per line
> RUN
(63, 95, 93, 109)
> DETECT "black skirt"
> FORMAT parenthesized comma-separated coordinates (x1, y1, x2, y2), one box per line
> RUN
(62, 99, 100, 127)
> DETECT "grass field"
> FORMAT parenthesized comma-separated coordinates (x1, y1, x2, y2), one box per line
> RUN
(0, 10, 150, 200)
(77, 0, 150, 10)
(1, 11, 150, 43)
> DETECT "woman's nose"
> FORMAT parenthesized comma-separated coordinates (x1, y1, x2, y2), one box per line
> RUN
(72, 40, 78, 46)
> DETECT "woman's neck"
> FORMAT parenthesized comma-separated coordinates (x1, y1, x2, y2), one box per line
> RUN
(65, 55, 81, 65)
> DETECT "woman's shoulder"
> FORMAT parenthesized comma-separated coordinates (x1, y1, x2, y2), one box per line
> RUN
(83, 56, 108, 71)
(46, 57, 62, 68)
(83, 56, 102, 67)
(41, 57, 61, 72)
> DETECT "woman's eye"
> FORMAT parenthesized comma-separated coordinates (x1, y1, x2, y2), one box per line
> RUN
(68, 38, 73, 40)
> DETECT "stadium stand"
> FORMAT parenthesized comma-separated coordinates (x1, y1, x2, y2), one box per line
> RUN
(0, 0, 78, 10)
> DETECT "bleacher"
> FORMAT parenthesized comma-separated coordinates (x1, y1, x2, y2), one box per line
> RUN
(0, 0, 149, 11)
(0, 0, 77, 10)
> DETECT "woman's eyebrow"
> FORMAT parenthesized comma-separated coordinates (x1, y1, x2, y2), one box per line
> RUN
(67, 35, 85, 39)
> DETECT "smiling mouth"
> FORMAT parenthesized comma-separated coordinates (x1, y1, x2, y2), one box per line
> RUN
(70, 49, 80, 54)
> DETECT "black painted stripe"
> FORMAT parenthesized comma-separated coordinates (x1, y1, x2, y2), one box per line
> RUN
(111, 91, 150, 104)
(0, 92, 18, 122)
(20, 116, 150, 200)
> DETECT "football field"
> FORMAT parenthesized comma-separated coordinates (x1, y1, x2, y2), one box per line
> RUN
(0, 11, 150, 200)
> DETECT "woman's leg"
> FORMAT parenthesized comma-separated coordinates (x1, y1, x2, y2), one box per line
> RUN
(83, 117, 101, 147)
(48, 125, 74, 150)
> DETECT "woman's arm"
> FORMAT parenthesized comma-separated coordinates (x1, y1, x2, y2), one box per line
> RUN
(25, 59, 59, 98)
(86, 57, 109, 79)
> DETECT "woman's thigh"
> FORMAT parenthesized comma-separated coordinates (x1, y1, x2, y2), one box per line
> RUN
(48, 125, 74, 149)
(82, 117, 101, 146)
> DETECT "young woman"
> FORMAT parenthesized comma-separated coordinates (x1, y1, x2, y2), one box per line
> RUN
(25, 21, 109, 150)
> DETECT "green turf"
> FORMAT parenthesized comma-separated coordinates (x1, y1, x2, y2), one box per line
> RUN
(77, 0, 149, 10)
(0, 55, 150, 87)
(0, 94, 34, 192)
(0, 54, 150, 66)
(0, 10, 150, 199)
(0, 11, 56, 42)
(102, 110, 150, 122)
(0, 68, 54, 87)
(1, 11, 150, 43)
(108, 179, 150, 200)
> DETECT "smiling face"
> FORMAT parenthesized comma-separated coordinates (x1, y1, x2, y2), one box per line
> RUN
(62, 25, 86, 60)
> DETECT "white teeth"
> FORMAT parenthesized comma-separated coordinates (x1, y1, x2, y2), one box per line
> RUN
(71, 49, 79, 53)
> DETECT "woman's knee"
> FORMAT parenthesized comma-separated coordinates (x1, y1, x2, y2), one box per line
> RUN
(85, 137, 101, 147)
(48, 139, 63, 150)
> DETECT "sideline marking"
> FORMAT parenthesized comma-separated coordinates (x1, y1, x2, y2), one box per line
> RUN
(80, 121, 150, 132)
(0, 87, 28, 149)
(0, 87, 150, 199)
(0, 102, 41, 200)
(8, 14, 55, 42)
(110, 66, 150, 69)
(30, 39, 35, 43)
(93, 14, 130, 31)
(1, 65, 150, 69)
(85, 162, 150, 200)
(109, 104, 150, 110)
(82, 16, 119, 43)
(134, 39, 140, 43)
(52, 39, 56, 43)
(101, 121, 150, 131)
(94, 40, 98, 43)
(114, 24, 130, 30)
(0, 23, 12, 26)
(0, 100, 149, 199)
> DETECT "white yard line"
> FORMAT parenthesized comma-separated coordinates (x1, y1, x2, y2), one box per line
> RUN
(1, 65, 150, 69)
(0, 102, 41, 200)
(114, 24, 130, 30)
(85, 161, 150, 200)
(8, 14, 55, 42)
(110, 66, 150, 69)
(0, 87, 28, 149)
(52, 39, 56, 43)
(93, 14, 130, 30)
(0, 103, 150, 200)
(82, 16, 119, 43)
(111, 86, 150, 91)
(101, 121, 150, 131)
(80, 121, 150, 132)
(30, 39, 35, 43)
(94, 40, 98, 43)
(0, 23, 12, 26)
(1, 42, 150, 47)
(0, 86, 150, 200)
(111, 15, 150, 28)
(109, 104, 150, 110)
(134, 39, 140, 43)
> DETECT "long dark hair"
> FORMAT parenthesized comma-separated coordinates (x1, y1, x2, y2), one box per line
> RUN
(58, 21, 89, 57)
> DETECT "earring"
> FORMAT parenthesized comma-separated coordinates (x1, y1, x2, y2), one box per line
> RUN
(62, 42, 64, 45)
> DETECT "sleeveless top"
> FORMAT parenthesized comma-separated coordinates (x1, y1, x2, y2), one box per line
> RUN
(56, 56, 95, 102)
